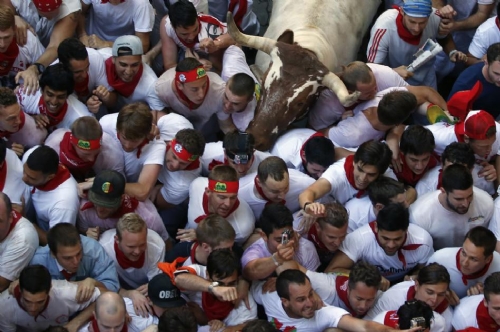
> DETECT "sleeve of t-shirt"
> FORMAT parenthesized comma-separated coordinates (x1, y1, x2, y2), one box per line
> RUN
(320, 163, 344, 197)
(58, 281, 100, 312)
(367, 26, 389, 63)
(133, 1, 154, 32)
(145, 80, 168, 111)
(305, 270, 337, 300)
(49, 208, 78, 229)
(160, 171, 199, 205)
(316, 305, 350, 329)
(468, 26, 490, 59)
(488, 199, 500, 240)
(0, 226, 38, 281)
(241, 243, 265, 270)
(338, 231, 364, 263)
(143, 140, 166, 166)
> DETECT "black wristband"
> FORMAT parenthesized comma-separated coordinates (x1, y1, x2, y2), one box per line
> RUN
(303, 202, 312, 210)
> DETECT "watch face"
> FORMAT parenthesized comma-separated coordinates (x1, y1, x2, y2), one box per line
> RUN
(211, 282, 219, 287)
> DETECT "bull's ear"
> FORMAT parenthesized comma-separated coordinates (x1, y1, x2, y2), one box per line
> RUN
(277, 30, 294, 44)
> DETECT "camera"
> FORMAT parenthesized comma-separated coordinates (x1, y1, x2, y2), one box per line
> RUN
(281, 229, 293, 245)
(410, 317, 427, 329)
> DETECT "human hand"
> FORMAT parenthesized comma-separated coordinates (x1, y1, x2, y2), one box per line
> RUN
(128, 289, 152, 318)
(379, 276, 391, 291)
(86, 227, 100, 240)
(445, 289, 460, 306)
(275, 240, 295, 263)
(79, 34, 90, 47)
(78, 178, 94, 199)
(137, 283, 149, 296)
(212, 286, 238, 302)
(394, 65, 414, 80)
(261, 277, 277, 294)
(32, 114, 50, 129)
(449, 50, 468, 63)
(467, 282, 484, 296)
(304, 202, 325, 216)
(437, 5, 456, 19)
(93, 85, 110, 101)
(16, 68, 40, 95)
(341, 110, 354, 120)
(208, 319, 225, 332)
(88, 34, 109, 49)
(478, 161, 497, 182)
(86, 95, 102, 114)
(176, 228, 197, 242)
(75, 278, 96, 303)
(14, 15, 35, 46)
(10, 143, 25, 157)
(199, 38, 217, 53)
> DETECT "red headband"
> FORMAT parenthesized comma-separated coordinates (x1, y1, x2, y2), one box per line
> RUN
(175, 66, 207, 84)
(170, 138, 199, 162)
(70, 134, 101, 150)
(208, 179, 239, 194)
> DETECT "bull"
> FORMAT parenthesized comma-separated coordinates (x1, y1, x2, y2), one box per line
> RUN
(226, 0, 381, 150)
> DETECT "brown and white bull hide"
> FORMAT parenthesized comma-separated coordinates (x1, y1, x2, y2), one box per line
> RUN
(226, 0, 381, 151)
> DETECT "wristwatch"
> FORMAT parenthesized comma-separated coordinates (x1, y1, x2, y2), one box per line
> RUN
(208, 281, 219, 294)
(33, 62, 45, 75)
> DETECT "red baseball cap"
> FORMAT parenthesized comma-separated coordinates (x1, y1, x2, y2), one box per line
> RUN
(32, 0, 62, 12)
(447, 81, 483, 122)
(455, 110, 496, 140)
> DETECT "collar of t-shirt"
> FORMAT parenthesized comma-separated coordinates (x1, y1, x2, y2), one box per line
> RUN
(91, 317, 128, 332)
(14, 285, 51, 320)
(0, 37, 19, 76)
(368, 221, 422, 268)
(0, 110, 25, 139)
(456, 248, 492, 285)
(32, 164, 71, 194)
(194, 192, 240, 224)
(476, 299, 500, 332)
(344, 155, 366, 198)
(114, 241, 146, 269)
(393, 6, 423, 45)
(105, 57, 143, 98)
(254, 175, 286, 205)
(406, 284, 449, 313)
(38, 96, 69, 128)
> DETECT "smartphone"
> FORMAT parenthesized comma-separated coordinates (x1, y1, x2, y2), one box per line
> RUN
(410, 317, 426, 329)
(281, 229, 292, 245)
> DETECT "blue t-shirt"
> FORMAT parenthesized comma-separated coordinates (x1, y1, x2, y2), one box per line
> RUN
(448, 62, 500, 118)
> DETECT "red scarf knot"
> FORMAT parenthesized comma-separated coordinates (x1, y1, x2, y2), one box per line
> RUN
(105, 57, 143, 98)
(114, 240, 146, 269)
(456, 248, 492, 286)
(61, 269, 76, 281)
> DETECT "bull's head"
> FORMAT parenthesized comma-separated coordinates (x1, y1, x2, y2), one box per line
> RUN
(226, 13, 360, 151)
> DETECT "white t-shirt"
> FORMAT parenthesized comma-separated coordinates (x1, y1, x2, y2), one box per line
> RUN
(309, 63, 408, 130)
(365, 280, 453, 331)
(238, 169, 315, 219)
(99, 112, 166, 182)
(186, 177, 255, 244)
(158, 162, 201, 206)
(0, 280, 99, 332)
(452, 294, 495, 331)
(469, 16, 500, 59)
(409, 188, 494, 250)
(99, 228, 165, 289)
(344, 196, 376, 233)
(1, 148, 30, 205)
(427, 247, 500, 299)
(11, 0, 81, 47)
(157, 113, 193, 142)
(4, 110, 48, 149)
(270, 128, 317, 174)
(17, 88, 93, 130)
(45, 128, 125, 176)
(200, 141, 271, 177)
(0, 216, 38, 282)
(339, 223, 434, 282)
(488, 196, 500, 242)
(84, 0, 154, 41)
(251, 281, 349, 332)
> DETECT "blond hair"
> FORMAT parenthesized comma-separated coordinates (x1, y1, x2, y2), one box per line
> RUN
(116, 213, 146, 240)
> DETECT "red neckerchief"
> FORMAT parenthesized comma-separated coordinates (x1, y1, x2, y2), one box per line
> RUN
(114, 240, 145, 269)
(477, 300, 500, 332)
(395, 152, 438, 186)
(105, 57, 143, 98)
(59, 132, 97, 177)
(208, 158, 225, 171)
(335, 275, 364, 318)
(368, 221, 422, 268)
(456, 248, 492, 285)
(61, 269, 76, 281)
(344, 155, 366, 198)
(80, 195, 139, 219)
(190, 242, 201, 264)
(307, 222, 329, 252)
(202, 291, 235, 321)
(4, 210, 22, 239)
(436, 168, 443, 189)
(300, 132, 325, 176)
(454, 122, 466, 143)
(496, 17, 500, 31)
(0, 109, 25, 138)
(383, 310, 400, 328)
(174, 76, 210, 110)
(38, 96, 69, 127)
(31, 164, 71, 194)
(0, 37, 19, 76)
(91, 317, 128, 332)
(73, 75, 90, 100)
(393, 6, 422, 45)
(14, 285, 50, 321)
(254, 176, 286, 205)
(116, 133, 149, 158)
(406, 285, 449, 313)
(166, 144, 200, 170)
(194, 192, 241, 223)
(176, 18, 202, 49)
(228, 0, 247, 28)
(0, 161, 7, 191)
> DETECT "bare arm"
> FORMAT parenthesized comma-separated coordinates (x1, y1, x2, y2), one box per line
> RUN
(65, 302, 97, 332)
(174, 273, 238, 301)
(466, 52, 484, 66)
(334, 147, 354, 161)
(406, 85, 447, 110)
(338, 314, 419, 332)
(159, 15, 179, 71)
(242, 257, 279, 281)
(298, 178, 332, 210)
(451, 4, 495, 31)
(76, 1, 90, 41)
(135, 31, 150, 53)
(323, 250, 355, 273)
(124, 164, 162, 201)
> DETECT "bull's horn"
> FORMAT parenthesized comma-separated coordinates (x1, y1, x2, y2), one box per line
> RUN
(226, 12, 276, 55)
(321, 72, 361, 107)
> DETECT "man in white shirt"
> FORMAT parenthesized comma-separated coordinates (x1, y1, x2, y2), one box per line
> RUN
(220, 72, 257, 132)
(427, 226, 500, 299)
(326, 203, 434, 288)
(99, 213, 165, 317)
(410, 163, 494, 250)
(0, 192, 38, 293)
(467, 8, 500, 64)
(23, 145, 79, 245)
(0, 264, 99, 332)
(242, 204, 320, 281)
(452, 271, 500, 331)
(239, 156, 315, 219)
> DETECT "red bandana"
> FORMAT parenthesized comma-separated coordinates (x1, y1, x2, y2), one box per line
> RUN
(105, 57, 143, 98)
(190, 242, 201, 264)
(454, 122, 467, 143)
(174, 75, 210, 110)
(38, 96, 69, 128)
(59, 132, 98, 178)
(166, 144, 200, 170)
(228, 0, 247, 28)
(394, 6, 422, 45)
(32, 164, 71, 194)
(383, 310, 400, 328)
(369, 221, 422, 268)
(344, 155, 366, 198)
(395, 152, 438, 186)
(61, 269, 76, 281)
(0, 161, 7, 191)
(0, 110, 25, 138)
(194, 192, 240, 223)
(208, 158, 225, 171)
(0, 37, 19, 76)
(456, 248, 492, 285)
(14, 285, 50, 321)
(4, 210, 22, 239)
(114, 240, 145, 269)
(73, 75, 90, 100)
(80, 195, 139, 219)
(300, 132, 325, 176)
(91, 317, 128, 332)
(116, 133, 149, 158)
(335, 275, 363, 317)
(477, 300, 500, 332)
(202, 291, 235, 321)
(254, 176, 286, 205)
(406, 285, 449, 313)
(497, 17, 500, 31)
(307, 223, 329, 252)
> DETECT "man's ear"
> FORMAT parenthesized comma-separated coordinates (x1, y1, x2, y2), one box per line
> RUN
(374, 203, 384, 213)
(175, 81, 183, 91)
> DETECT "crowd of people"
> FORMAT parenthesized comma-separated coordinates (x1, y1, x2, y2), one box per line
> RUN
(1, 0, 500, 330)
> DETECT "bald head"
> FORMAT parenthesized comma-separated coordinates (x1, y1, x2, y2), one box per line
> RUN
(95, 292, 126, 329)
